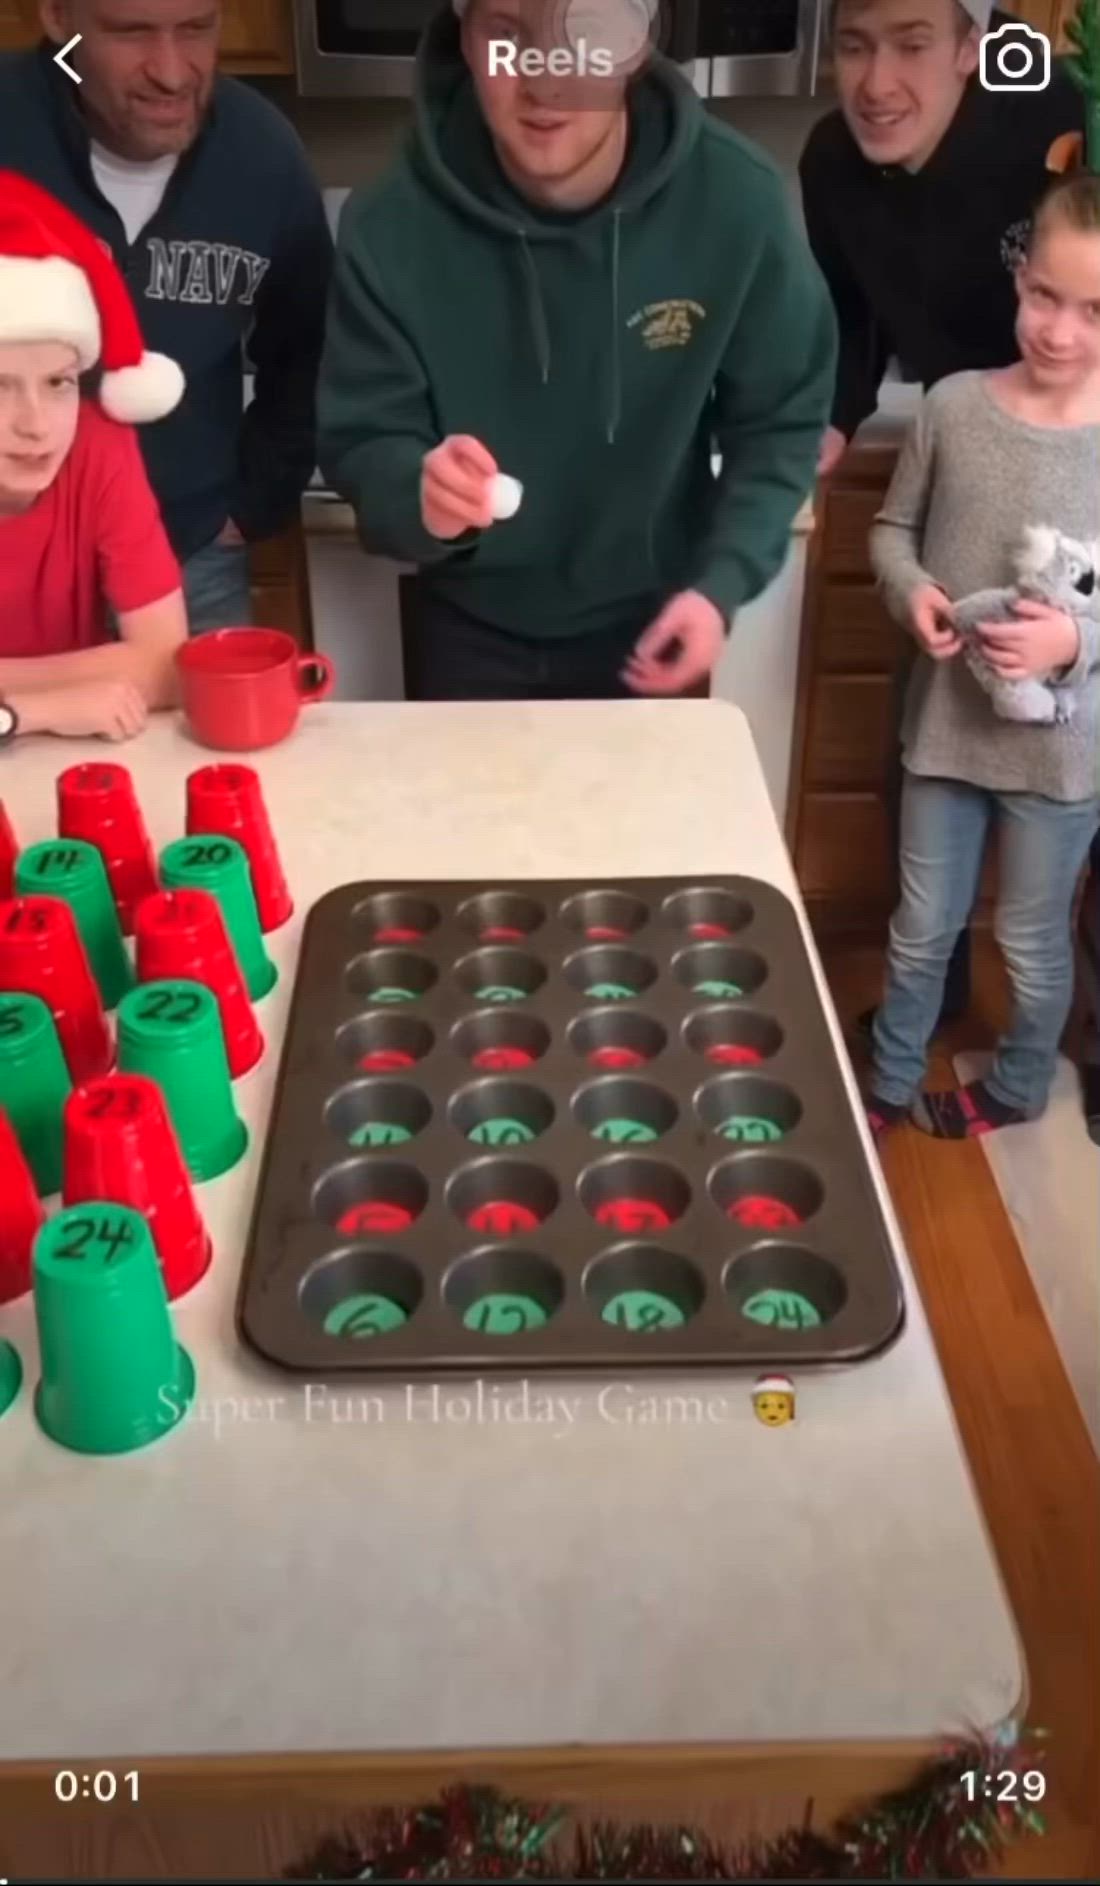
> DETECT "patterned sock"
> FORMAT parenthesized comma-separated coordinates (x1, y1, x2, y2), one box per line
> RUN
(910, 1080, 1027, 1139)
(865, 1097, 907, 1142)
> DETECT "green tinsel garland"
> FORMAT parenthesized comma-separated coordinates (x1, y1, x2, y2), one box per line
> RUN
(285, 1726, 1047, 1882)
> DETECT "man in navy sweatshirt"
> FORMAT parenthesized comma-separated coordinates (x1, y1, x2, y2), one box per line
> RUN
(0, 1, 333, 630)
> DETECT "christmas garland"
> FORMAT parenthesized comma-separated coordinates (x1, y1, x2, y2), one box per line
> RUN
(1052, 0, 1100, 173)
(285, 1727, 1047, 1881)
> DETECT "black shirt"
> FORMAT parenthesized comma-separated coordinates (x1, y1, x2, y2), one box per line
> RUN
(799, 32, 1085, 437)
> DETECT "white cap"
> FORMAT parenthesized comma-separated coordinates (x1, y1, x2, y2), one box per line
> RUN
(753, 1374, 794, 1395)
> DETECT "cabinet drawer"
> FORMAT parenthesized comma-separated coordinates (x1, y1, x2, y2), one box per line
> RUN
(805, 675, 896, 789)
(817, 584, 907, 671)
(795, 795, 894, 902)
(821, 490, 883, 576)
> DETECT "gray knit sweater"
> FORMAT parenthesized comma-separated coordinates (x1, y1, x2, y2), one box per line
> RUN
(870, 372, 1100, 803)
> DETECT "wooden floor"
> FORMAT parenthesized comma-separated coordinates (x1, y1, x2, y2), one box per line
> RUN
(823, 932, 1100, 1882)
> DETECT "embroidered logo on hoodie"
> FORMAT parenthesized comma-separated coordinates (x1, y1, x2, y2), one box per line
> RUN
(627, 298, 706, 349)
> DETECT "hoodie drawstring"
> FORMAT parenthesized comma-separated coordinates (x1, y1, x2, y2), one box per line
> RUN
(607, 209, 622, 446)
(515, 213, 623, 445)
(517, 230, 550, 384)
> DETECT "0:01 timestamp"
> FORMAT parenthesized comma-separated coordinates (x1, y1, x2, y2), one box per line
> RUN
(55, 1770, 139, 1803)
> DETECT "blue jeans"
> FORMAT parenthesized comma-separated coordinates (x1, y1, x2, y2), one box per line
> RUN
(181, 537, 252, 635)
(872, 773, 1100, 1116)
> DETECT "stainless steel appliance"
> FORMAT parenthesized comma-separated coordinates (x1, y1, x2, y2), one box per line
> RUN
(292, 1, 825, 99)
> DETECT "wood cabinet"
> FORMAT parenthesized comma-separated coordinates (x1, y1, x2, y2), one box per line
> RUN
(1015, 0, 1081, 49)
(0, 0, 294, 70)
(220, 0, 294, 74)
(786, 444, 997, 939)
(248, 518, 314, 646)
(0, 1, 35, 52)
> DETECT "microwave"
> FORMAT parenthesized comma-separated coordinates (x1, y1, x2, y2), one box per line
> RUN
(292, 1, 825, 99)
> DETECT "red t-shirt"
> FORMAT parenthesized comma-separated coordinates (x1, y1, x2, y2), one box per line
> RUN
(0, 402, 180, 658)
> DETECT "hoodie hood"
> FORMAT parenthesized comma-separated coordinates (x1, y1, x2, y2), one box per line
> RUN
(410, 6, 701, 438)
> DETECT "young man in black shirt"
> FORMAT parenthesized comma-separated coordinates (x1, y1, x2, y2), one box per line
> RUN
(800, 0, 1084, 1042)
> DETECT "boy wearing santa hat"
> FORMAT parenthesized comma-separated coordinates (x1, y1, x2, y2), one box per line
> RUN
(0, 174, 186, 745)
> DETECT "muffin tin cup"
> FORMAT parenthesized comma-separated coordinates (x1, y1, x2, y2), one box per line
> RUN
(454, 947, 547, 1005)
(456, 891, 546, 943)
(450, 1010, 552, 1071)
(564, 946, 658, 1003)
(661, 887, 754, 939)
(560, 889, 648, 941)
(672, 943, 768, 1002)
(572, 1077, 678, 1145)
(568, 1008, 667, 1069)
(236, 877, 905, 1373)
(449, 1079, 555, 1147)
(337, 1013, 435, 1073)
(683, 1005, 784, 1067)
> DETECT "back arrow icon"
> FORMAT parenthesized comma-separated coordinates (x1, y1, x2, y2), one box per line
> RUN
(54, 34, 83, 84)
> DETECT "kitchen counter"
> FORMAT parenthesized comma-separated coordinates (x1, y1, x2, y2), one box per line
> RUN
(0, 702, 1022, 1765)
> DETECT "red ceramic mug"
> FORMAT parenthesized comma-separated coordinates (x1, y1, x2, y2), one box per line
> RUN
(176, 629, 334, 752)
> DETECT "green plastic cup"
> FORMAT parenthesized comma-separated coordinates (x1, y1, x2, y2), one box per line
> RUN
(158, 836, 276, 1001)
(15, 838, 133, 1011)
(33, 1201, 194, 1455)
(116, 979, 247, 1181)
(0, 991, 71, 1194)
(0, 1338, 21, 1418)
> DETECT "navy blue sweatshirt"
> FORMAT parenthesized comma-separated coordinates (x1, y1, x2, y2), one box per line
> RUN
(0, 44, 333, 559)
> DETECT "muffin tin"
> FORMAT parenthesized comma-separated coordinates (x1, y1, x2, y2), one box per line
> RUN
(235, 878, 905, 1373)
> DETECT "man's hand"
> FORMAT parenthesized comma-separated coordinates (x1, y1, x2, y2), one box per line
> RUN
(217, 520, 246, 548)
(977, 599, 1080, 678)
(908, 584, 961, 660)
(421, 436, 498, 540)
(817, 426, 848, 477)
(622, 591, 726, 696)
(11, 681, 148, 742)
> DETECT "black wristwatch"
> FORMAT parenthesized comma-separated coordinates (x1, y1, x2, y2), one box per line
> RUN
(0, 699, 19, 745)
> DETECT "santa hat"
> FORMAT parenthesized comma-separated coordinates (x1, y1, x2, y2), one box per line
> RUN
(0, 172, 184, 423)
(753, 1375, 793, 1395)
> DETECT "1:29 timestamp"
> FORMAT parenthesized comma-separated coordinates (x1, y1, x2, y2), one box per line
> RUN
(55, 1770, 139, 1803)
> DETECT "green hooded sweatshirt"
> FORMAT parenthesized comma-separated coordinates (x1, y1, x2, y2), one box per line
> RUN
(318, 10, 836, 641)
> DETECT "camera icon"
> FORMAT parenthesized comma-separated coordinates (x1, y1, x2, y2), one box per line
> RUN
(979, 22, 1051, 92)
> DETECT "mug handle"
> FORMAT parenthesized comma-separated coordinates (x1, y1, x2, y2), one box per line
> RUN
(296, 652, 335, 704)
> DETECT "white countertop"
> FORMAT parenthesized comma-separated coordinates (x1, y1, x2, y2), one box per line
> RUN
(0, 703, 1022, 1761)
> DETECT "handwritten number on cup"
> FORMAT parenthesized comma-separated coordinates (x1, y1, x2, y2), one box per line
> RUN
(55, 1214, 136, 1264)
(5, 905, 48, 934)
(135, 989, 202, 1026)
(33, 847, 81, 876)
(181, 841, 232, 869)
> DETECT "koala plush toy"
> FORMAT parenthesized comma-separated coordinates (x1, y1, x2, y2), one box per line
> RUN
(950, 526, 1099, 725)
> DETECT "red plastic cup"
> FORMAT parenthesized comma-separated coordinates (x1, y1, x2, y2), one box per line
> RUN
(0, 801, 18, 899)
(62, 1074, 210, 1299)
(0, 897, 112, 1083)
(57, 763, 157, 935)
(185, 764, 291, 933)
(0, 1106, 43, 1303)
(134, 889, 263, 1077)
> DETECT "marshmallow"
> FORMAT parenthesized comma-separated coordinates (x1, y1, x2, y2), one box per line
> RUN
(489, 473, 523, 521)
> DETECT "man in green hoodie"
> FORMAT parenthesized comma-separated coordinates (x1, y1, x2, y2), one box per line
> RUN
(318, 1, 836, 700)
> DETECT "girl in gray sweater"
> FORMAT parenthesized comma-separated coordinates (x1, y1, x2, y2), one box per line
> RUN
(867, 172, 1100, 1139)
